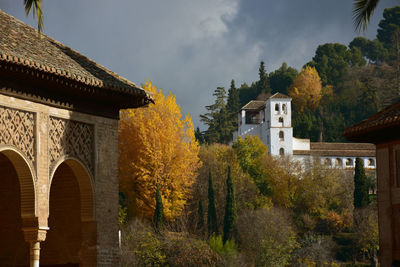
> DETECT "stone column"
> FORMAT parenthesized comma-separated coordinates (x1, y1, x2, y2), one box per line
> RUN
(22, 226, 48, 267)
(80, 220, 97, 266)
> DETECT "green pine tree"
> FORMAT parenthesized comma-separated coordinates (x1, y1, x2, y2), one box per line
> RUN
(200, 86, 231, 144)
(354, 158, 370, 208)
(207, 169, 218, 236)
(153, 186, 165, 232)
(257, 61, 270, 95)
(197, 199, 204, 233)
(223, 166, 237, 243)
(227, 79, 241, 126)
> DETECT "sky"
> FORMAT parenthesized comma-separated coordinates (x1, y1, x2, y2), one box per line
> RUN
(1, 0, 398, 129)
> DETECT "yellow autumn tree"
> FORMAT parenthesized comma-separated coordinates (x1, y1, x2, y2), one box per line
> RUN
(119, 80, 201, 220)
(288, 66, 322, 113)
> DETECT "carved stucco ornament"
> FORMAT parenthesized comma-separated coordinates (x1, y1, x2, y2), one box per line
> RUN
(49, 117, 94, 175)
(0, 106, 35, 165)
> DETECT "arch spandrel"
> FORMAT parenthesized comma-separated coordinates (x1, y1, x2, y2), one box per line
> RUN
(48, 117, 94, 177)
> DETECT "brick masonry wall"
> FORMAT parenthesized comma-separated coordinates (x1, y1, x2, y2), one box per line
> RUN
(0, 94, 120, 266)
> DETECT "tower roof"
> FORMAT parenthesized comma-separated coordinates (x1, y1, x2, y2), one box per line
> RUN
(269, 92, 291, 99)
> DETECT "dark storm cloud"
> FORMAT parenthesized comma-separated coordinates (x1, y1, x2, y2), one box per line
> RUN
(0, 0, 398, 129)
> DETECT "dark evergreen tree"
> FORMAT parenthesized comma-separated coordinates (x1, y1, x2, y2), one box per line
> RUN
(200, 86, 232, 144)
(239, 82, 259, 106)
(257, 61, 270, 95)
(223, 166, 237, 243)
(354, 157, 370, 208)
(195, 127, 204, 144)
(197, 199, 204, 233)
(207, 169, 218, 236)
(269, 62, 298, 94)
(153, 186, 165, 232)
(377, 6, 400, 50)
(227, 79, 241, 138)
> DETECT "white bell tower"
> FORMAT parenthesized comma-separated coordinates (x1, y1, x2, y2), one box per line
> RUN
(264, 93, 293, 156)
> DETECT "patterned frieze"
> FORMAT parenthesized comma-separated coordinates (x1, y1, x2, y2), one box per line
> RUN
(49, 117, 94, 175)
(0, 105, 35, 164)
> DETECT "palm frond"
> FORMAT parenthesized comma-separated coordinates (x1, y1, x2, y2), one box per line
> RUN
(353, 0, 380, 32)
(24, 0, 43, 34)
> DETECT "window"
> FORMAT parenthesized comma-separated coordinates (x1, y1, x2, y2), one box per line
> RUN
(275, 103, 279, 114)
(335, 158, 342, 166)
(346, 158, 353, 166)
(279, 148, 285, 156)
(368, 158, 375, 167)
(324, 158, 332, 166)
(279, 117, 284, 124)
(279, 131, 284, 141)
(245, 111, 260, 124)
(282, 104, 287, 114)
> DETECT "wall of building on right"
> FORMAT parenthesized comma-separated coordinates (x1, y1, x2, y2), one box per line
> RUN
(344, 101, 400, 266)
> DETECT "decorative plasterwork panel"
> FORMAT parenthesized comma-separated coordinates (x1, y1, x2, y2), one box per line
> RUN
(0, 106, 35, 164)
(49, 117, 94, 174)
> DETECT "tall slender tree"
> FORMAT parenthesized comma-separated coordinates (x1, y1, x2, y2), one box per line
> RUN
(354, 157, 370, 208)
(227, 79, 241, 138)
(257, 61, 270, 95)
(153, 187, 165, 232)
(207, 170, 218, 236)
(200, 87, 231, 144)
(223, 166, 237, 243)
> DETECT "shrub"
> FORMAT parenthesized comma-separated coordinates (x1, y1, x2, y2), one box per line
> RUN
(163, 232, 222, 266)
(120, 219, 167, 267)
(208, 234, 238, 265)
(237, 208, 298, 267)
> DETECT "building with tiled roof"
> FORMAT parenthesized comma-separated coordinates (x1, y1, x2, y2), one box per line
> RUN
(0, 10, 153, 118)
(233, 94, 376, 169)
(344, 100, 400, 266)
(0, 10, 152, 266)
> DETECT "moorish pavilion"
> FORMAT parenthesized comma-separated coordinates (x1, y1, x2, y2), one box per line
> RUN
(0, 10, 152, 266)
(345, 100, 400, 266)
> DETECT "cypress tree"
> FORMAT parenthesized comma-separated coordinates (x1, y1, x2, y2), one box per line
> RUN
(227, 79, 241, 140)
(354, 157, 369, 208)
(197, 199, 204, 233)
(207, 169, 218, 236)
(153, 186, 165, 232)
(258, 61, 270, 95)
(223, 166, 237, 243)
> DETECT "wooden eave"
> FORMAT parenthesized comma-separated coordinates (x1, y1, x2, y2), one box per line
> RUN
(0, 60, 153, 119)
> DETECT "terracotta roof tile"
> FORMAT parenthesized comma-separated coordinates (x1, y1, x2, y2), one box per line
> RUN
(0, 10, 152, 102)
(241, 100, 265, 110)
(344, 100, 400, 137)
(294, 142, 375, 157)
(269, 92, 291, 99)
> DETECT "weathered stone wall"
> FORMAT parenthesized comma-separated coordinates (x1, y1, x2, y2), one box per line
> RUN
(0, 94, 120, 266)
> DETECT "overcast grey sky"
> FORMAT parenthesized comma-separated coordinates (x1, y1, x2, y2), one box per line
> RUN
(1, 0, 398, 129)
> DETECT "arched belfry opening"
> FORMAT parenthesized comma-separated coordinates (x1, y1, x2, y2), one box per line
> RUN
(0, 149, 36, 266)
(41, 158, 96, 266)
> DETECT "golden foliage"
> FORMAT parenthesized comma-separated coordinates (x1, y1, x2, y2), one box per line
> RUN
(288, 66, 322, 113)
(119, 80, 201, 220)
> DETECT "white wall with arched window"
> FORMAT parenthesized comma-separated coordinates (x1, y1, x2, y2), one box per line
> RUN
(279, 131, 284, 141)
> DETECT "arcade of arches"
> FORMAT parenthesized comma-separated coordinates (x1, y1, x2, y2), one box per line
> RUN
(0, 95, 120, 266)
